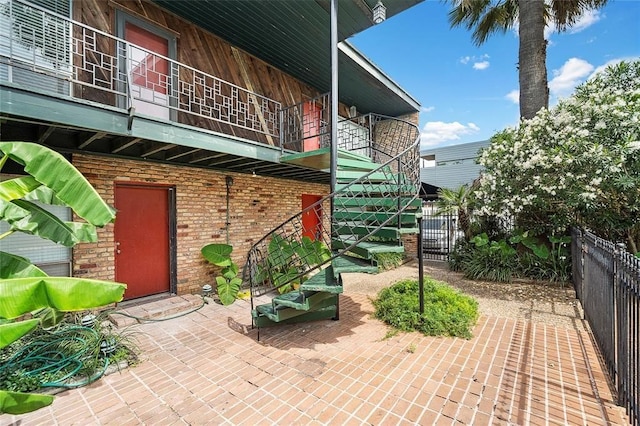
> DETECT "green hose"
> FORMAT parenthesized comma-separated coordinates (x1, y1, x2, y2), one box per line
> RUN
(0, 297, 206, 393)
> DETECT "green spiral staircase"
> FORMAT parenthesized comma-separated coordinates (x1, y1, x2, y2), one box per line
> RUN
(243, 111, 421, 337)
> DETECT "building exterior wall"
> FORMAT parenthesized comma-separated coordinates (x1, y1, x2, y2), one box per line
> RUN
(73, 0, 353, 145)
(420, 140, 489, 191)
(72, 153, 328, 295)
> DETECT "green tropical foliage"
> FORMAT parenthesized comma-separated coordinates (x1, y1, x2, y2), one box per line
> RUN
(373, 279, 479, 339)
(201, 243, 242, 305)
(0, 142, 126, 414)
(449, 230, 572, 283)
(476, 61, 640, 253)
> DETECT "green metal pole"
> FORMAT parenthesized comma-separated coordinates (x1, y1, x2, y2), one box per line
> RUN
(418, 215, 424, 314)
(330, 0, 339, 321)
(330, 0, 338, 214)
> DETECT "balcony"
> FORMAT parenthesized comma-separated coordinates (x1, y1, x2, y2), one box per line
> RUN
(1, 0, 281, 139)
(0, 0, 338, 181)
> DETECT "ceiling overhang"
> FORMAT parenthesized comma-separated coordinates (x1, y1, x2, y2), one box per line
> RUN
(150, 0, 423, 116)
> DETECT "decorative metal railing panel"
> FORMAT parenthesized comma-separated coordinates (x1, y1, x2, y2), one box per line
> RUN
(573, 227, 640, 425)
(244, 113, 420, 299)
(0, 0, 280, 139)
(279, 92, 330, 153)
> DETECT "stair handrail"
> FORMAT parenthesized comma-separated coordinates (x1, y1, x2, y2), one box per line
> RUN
(244, 113, 421, 311)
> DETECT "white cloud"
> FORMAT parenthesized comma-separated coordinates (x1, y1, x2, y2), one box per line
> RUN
(549, 57, 594, 99)
(420, 121, 480, 147)
(530, 9, 601, 42)
(473, 61, 490, 70)
(421, 106, 435, 113)
(460, 54, 490, 66)
(505, 90, 519, 104)
(568, 9, 603, 34)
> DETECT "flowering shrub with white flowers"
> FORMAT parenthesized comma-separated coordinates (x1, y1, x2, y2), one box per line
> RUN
(476, 60, 640, 253)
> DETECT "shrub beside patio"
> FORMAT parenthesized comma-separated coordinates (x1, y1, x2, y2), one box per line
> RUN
(372, 278, 479, 339)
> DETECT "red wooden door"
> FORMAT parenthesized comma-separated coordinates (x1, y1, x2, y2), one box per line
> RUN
(125, 22, 170, 119)
(126, 22, 169, 94)
(302, 194, 322, 240)
(302, 101, 322, 152)
(115, 183, 171, 300)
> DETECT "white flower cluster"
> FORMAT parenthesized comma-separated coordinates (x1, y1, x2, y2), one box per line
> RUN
(476, 60, 640, 234)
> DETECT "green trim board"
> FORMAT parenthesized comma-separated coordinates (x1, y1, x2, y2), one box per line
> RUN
(0, 86, 285, 164)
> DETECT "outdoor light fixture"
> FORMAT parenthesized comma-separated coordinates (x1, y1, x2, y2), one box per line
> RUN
(100, 338, 117, 356)
(202, 284, 212, 297)
(372, 0, 386, 24)
(81, 314, 97, 327)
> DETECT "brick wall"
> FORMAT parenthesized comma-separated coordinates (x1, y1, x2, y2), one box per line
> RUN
(72, 154, 328, 295)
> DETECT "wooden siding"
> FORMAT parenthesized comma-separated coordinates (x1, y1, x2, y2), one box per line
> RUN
(73, 0, 352, 145)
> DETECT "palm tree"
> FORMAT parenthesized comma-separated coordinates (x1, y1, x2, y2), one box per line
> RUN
(435, 185, 474, 240)
(447, 0, 608, 119)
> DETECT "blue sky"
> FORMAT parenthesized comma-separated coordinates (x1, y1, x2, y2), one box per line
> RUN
(350, 0, 640, 150)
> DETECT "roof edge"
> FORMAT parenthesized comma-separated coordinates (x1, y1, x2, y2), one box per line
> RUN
(339, 40, 421, 113)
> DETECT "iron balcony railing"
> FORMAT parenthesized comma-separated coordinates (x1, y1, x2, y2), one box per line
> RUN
(0, 0, 280, 141)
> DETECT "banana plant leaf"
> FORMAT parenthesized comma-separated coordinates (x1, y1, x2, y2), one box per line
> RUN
(23, 185, 66, 205)
(0, 142, 116, 226)
(0, 390, 54, 415)
(0, 252, 47, 279)
(0, 176, 41, 201)
(0, 319, 39, 348)
(0, 277, 126, 320)
(0, 199, 97, 246)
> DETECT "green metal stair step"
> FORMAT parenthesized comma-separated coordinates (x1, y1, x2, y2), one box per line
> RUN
(336, 158, 381, 171)
(271, 290, 334, 310)
(332, 255, 379, 275)
(299, 267, 343, 293)
(336, 170, 394, 182)
(332, 238, 405, 259)
(334, 225, 419, 239)
(252, 304, 337, 328)
(333, 210, 419, 225)
(333, 197, 421, 209)
(254, 293, 338, 323)
(336, 183, 416, 194)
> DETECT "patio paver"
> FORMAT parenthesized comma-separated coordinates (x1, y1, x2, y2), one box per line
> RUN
(4, 293, 628, 425)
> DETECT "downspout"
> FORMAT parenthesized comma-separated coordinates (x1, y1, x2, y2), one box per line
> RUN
(225, 176, 233, 244)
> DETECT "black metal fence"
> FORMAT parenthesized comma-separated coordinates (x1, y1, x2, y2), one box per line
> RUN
(420, 202, 459, 261)
(572, 227, 640, 425)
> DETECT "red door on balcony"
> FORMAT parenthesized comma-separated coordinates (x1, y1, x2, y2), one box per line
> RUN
(302, 194, 322, 240)
(303, 101, 322, 152)
(124, 21, 170, 120)
(115, 183, 173, 300)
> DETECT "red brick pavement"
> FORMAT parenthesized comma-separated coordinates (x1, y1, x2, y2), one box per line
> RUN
(4, 293, 628, 425)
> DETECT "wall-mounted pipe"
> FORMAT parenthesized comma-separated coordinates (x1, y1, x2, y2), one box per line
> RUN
(225, 176, 233, 244)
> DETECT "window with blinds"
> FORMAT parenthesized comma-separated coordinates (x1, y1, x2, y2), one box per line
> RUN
(0, 0, 72, 93)
(0, 175, 72, 277)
